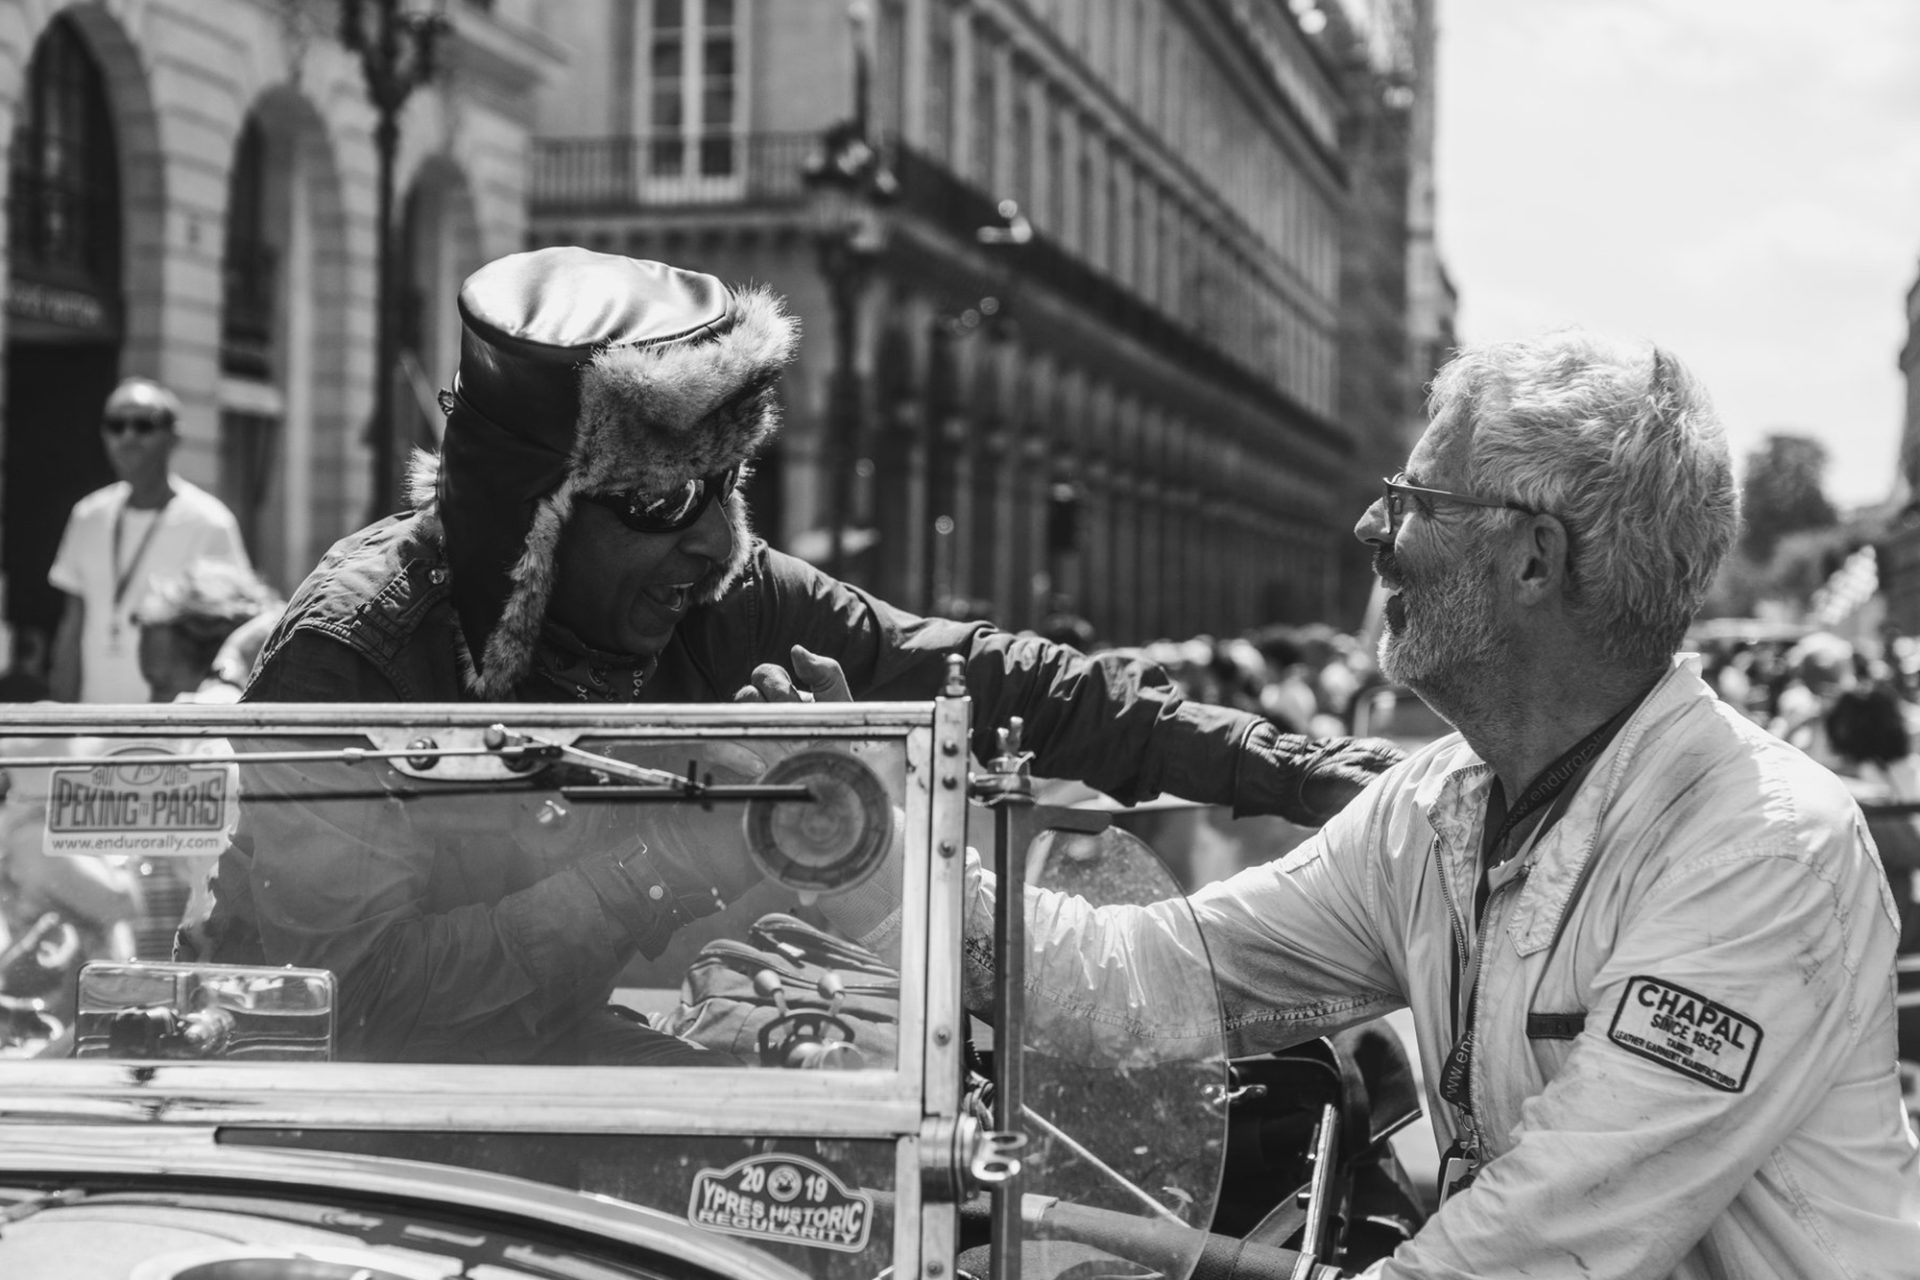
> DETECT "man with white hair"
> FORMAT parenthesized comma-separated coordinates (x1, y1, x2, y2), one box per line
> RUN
(947, 332, 1920, 1276)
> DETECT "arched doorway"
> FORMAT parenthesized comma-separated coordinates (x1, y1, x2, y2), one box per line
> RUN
(215, 88, 350, 594)
(2, 14, 122, 674)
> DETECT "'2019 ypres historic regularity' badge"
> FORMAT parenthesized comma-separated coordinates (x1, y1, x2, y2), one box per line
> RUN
(688, 1153, 874, 1253)
(1607, 974, 1762, 1092)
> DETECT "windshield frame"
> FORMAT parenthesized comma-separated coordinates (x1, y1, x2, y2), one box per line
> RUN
(0, 697, 972, 1276)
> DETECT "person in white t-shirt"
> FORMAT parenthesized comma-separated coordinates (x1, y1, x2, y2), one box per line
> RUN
(47, 377, 250, 703)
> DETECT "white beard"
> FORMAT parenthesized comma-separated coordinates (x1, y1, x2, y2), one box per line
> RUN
(1378, 539, 1504, 697)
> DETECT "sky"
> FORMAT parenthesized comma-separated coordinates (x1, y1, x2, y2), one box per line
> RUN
(1433, 0, 1920, 511)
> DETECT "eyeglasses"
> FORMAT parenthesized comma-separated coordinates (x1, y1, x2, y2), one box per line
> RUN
(582, 464, 740, 535)
(1379, 472, 1537, 540)
(102, 416, 168, 437)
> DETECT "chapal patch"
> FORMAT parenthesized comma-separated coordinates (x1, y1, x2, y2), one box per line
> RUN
(1606, 975, 1761, 1092)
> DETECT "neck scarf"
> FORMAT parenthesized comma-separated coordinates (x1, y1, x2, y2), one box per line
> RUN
(522, 620, 657, 702)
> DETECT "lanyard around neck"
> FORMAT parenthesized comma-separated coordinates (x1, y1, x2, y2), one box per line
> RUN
(1482, 701, 1635, 859)
(112, 489, 173, 613)
(1438, 697, 1641, 1125)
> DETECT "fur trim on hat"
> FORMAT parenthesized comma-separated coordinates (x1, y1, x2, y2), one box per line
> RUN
(406, 448, 443, 525)
(572, 283, 798, 495)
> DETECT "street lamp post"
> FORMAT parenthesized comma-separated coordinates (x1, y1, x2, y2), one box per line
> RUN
(341, 0, 449, 522)
(802, 1, 895, 580)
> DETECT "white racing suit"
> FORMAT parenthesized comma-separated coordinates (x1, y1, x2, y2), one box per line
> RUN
(961, 656, 1920, 1277)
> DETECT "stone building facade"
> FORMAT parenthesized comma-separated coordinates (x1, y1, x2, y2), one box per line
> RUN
(529, 0, 1361, 644)
(1317, 0, 1453, 623)
(0, 0, 556, 671)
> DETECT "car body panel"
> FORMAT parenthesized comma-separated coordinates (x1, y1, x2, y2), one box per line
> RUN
(0, 1122, 813, 1280)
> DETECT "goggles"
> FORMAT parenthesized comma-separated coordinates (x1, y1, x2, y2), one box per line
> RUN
(582, 464, 740, 535)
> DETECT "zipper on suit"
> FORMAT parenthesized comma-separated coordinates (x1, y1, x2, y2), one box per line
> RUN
(1463, 867, 1527, 1162)
(1438, 827, 1533, 1168)
(1433, 834, 1482, 1159)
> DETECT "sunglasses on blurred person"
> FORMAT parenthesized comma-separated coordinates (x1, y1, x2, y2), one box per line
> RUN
(102, 415, 171, 437)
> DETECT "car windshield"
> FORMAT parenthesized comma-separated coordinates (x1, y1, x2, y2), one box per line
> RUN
(0, 699, 1227, 1280)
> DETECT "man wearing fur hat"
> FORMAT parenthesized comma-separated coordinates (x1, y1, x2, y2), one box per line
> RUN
(195, 247, 1399, 1065)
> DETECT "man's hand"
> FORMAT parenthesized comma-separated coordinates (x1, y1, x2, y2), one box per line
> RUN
(734, 645, 852, 703)
(1296, 736, 1405, 824)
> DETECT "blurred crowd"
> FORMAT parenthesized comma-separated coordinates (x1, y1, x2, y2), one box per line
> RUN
(1696, 628, 1920, 950)
(1027, 615, 1388, 893)
(1039, 613, 1377, 743)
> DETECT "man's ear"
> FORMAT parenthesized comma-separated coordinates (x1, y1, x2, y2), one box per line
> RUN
(1513, 514, 1571, 600)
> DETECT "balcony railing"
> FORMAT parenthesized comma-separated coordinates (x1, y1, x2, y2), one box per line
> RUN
(531, 132, 821, 212)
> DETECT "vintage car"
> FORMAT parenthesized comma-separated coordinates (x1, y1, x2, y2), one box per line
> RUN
(0, 681, 1418, 1280)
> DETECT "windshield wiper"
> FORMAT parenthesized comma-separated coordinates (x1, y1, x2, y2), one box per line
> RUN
(0, 743, 535, 770)
(0, 725, 725, 788)
(478, 725, 688, 786)
(0, 724, 817, 806)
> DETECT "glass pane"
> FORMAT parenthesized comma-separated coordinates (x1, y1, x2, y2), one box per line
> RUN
(649, 135, 685, 175)
(3, 728, 908, 1070)
(704, 35, 734, 77)
(653, 0, 683, 31)
(650, 36, 682, 80)
(1048, 123, 1065, 229)
(1016, 825, 1228, 1280)
(699, 134, 735, 176)
(702, 85, 735, 126)
(652, 87, 684, 129)
(705, 0, 734, 28)
(927, 28, 953, 159)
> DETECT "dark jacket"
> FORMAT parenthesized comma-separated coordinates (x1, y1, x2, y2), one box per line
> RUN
(202, 511, 1323, 1062)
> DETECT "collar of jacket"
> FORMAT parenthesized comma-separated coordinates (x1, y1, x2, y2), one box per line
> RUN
(1412, 655, 1707, 957)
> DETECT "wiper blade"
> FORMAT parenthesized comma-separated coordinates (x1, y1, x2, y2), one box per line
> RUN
(0, 727, 685, 781)
(480, 725, 690, 787)
(0, 744, 542, 770)
(0, 725, 822, 805)
(561, 783, 815, 803)
(491, 728, 818, 807)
